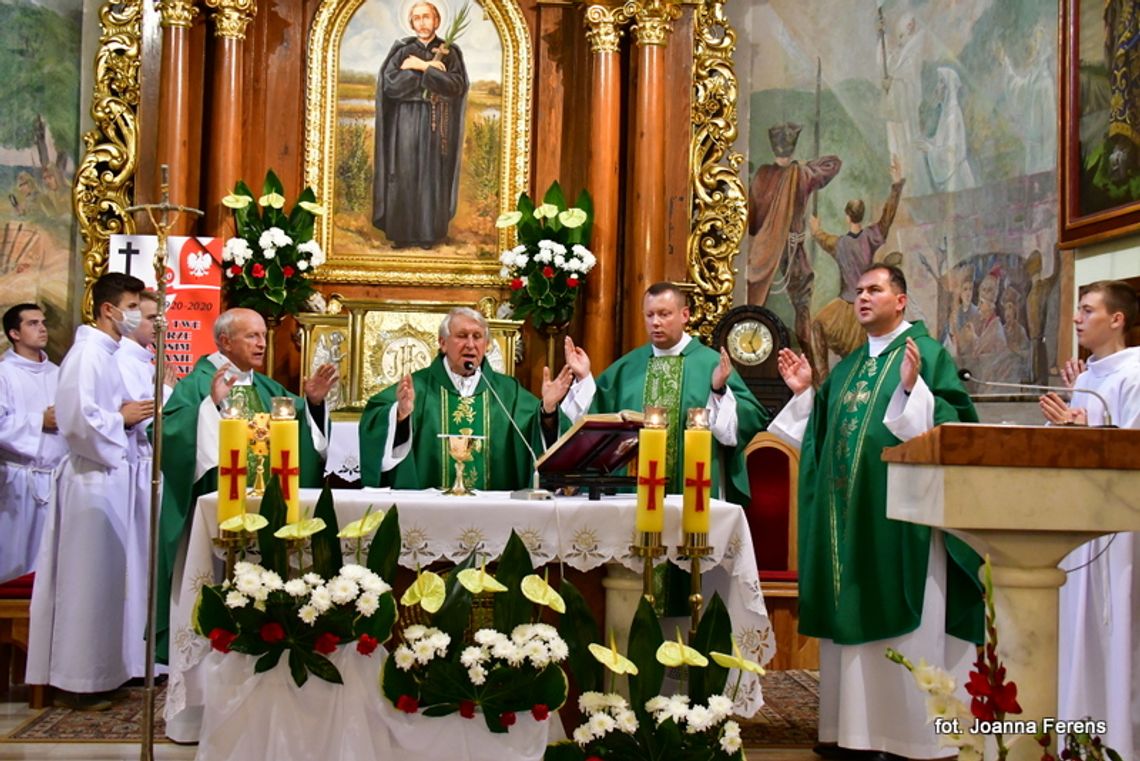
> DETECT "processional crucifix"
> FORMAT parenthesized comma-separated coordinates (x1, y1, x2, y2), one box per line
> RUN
(124, 164, 203, 761)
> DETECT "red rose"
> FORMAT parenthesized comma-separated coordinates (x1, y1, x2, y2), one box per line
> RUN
(499, 711, 516, 728)
(209, 627, 237, 653)
(259, 622, 286, 644)
(566, 276, 579, 288)
(530, 704, 549, 721)
(542, 266, 554, 278)
(251, 263, 266, 278)
(229, 264, 242, 276)
(459, 700, 476, 719)
(510, 277, 524, 291)
(314, 632, 340, 654)
(283, 265, 296, 278)
(396, 695, 419, 714)
(356, 634, 379, 656)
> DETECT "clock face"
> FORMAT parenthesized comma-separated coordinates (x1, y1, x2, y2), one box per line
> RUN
(726, 319, 773, 366)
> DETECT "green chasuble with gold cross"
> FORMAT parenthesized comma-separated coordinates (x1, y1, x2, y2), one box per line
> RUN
(154, 355, 324, 663)
(797, 321, 984, 645)
(589, 339, 770, 508)
(358, 355, 549, 490)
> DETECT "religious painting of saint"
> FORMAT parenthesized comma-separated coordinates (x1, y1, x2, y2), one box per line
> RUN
(733, 0, 1061, 385)
(1059, 0, 1140, 247)
(304, 0, 532, 284)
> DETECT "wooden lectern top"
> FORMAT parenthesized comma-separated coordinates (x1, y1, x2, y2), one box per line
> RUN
(882, 423, 1140, 471)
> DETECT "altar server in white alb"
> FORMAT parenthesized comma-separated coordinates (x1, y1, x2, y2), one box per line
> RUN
(114, 289, 177, 678)
(1039, 279, 1140, 759)
(28, 272, 155, 710)
(0, 303, 67, 583)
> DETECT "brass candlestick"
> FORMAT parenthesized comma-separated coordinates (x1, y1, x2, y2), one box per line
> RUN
(212, 529, 255, 581)
(631, 531, 666, 604)
(678, 532, 713, 643)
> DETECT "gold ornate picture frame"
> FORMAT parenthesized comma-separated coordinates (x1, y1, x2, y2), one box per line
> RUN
(304, 0, 532, 286)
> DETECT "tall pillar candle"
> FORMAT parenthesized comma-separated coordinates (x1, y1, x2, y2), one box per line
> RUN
(269, 418, 301, 524)
(635, 425, 668, 533)
(682, 426, 712, 535)
(217, 417, 248, 524)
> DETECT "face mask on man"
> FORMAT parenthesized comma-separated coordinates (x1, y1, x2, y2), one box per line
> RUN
(111, 304, 143, 335)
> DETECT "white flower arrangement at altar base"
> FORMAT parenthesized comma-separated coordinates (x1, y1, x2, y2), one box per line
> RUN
(570, 692, 744, 757)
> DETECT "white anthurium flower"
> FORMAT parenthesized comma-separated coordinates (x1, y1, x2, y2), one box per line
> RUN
(558, 208, 588, 228)
(222, 193, 252, 209)
(259, 192, 286, 209)
(297, 200, 325, 215)
(495, 210, 522, 228)
(533, 203, 559, 219)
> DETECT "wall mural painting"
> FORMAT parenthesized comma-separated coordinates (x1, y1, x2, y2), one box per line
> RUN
(738, 0, 1061, 385)
(0, 0, 81, 360)
(334, 0, 504, 261)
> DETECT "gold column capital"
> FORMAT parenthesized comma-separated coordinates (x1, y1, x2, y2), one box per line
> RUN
(203, 0, 255, 39)
(156, 0, 199, 28)
(583, 3, 634, 54)
(630, 0, 680, 47)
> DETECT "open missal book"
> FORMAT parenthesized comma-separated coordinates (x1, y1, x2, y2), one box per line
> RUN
(535, 410, 644, 484)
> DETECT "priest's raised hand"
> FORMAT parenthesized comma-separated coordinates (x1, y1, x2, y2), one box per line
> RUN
(303, 362, 339, 405)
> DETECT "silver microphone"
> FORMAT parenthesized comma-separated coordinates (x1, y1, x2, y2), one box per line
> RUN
(957, 368, 1114, 427)
(465, 360, 553, 500)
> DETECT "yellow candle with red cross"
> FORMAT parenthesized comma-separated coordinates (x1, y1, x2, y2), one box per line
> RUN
(682, 408, 713, 535)
(217, 417, 248, 524)
(269, 397, 301, 524)
(635, 407, 668, 533)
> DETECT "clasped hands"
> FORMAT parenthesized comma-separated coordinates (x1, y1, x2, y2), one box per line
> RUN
(1039, 358, 1088, 426)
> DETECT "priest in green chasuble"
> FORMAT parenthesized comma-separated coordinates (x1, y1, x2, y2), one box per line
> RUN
(770, 264, 983, 761)
(155, 308, 338, 666)
(561, 282, 770, 508)
(359, 307, 570, 490)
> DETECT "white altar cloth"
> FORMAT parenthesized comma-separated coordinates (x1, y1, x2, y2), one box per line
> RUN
(165, 488, 775, 743)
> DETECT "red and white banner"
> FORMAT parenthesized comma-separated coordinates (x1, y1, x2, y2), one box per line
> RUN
(108, 234, 223, 378)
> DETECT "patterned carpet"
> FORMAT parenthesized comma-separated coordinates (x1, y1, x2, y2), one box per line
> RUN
(3, 686, 168, 743)
(3, 671, 817, 746)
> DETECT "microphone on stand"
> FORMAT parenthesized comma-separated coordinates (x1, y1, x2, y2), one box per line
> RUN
(464, 360, 554, 500)
(957, 368, 1115, 427)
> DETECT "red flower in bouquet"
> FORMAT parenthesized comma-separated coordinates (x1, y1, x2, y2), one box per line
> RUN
(282, 265, 295, 278)
(530, 703, 549, 721)
(396, 695, 419, 714)
(459, 700, 476, 719)
(251, 262, 266, 278)
(259, 622, 286, 644)
(209, 627, 237, 653)
(542, 265, 554, 278)
(357, 633, 379, 656)
(566, 276, 578, 288)
(499, 711, 517, 728)
(314, 632, 340, 654)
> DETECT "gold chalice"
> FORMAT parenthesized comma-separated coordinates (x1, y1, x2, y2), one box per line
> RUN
(440, 428, 483, 497)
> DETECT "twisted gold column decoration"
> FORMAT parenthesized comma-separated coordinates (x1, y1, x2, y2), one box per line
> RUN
(584, 2, 634, 53)
(686, 0, 746, 340)
(203, 0, 255, 39)
(156, 0, 198, 28)
(630, 0, 680, 47)
(74, 0, 144, 321)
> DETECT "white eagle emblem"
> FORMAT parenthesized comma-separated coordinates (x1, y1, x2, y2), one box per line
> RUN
(186, 251, 213, 278)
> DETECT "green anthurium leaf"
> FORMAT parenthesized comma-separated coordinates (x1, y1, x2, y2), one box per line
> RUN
(254, 648, 283, 674)
(544, 742, 587, 761)
(257, 476, 288, 577)
(432, 550, 477, 642)
(379, 651, 418, 705)
(366, 505, 400, 582)
(688, 592, 732, 704)
(626, 597, 665, 718)
(542, 180, 567, 210)
(309, 485, 342, 579)
(192, 583, 235, 637)
(529, 663, 569, 712)
(288, 647, 308, 688)
(491, 530, 534, 634)
(264, 287, 287, 305)
(302, 649, 343, 684)
(558, 579, 602, 694)
(262, 169, 284, 196)
(266, 262, 285, 289)
(356, 592, 398, 643)
(526, 273, 549, 298)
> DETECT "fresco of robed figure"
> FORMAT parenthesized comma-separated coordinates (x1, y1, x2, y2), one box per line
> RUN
(336, 0, 503, 258)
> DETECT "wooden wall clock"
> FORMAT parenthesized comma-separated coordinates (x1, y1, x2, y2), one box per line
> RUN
(711, 305, 793, 417)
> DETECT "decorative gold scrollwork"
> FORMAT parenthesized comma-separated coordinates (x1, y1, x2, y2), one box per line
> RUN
(74, 0, 143, 322)
(203, 0, 256, 39)
(686, 0, 745, 340)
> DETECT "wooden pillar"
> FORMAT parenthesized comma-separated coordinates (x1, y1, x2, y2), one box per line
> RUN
(156, 0, 199, 233)
(203, 0, 256, 234)
(583, 4, 630, 371)
(622, 0, 679, 352)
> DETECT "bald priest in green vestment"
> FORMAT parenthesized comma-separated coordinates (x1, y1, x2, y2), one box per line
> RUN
(769, 264, 983, 761)
(560, 282, 770, 508)
(155, 308, 339, 663)
(359, 307, 571, 490)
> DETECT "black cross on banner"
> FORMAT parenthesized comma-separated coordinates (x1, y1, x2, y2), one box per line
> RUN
(117, 240, 141, 275)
